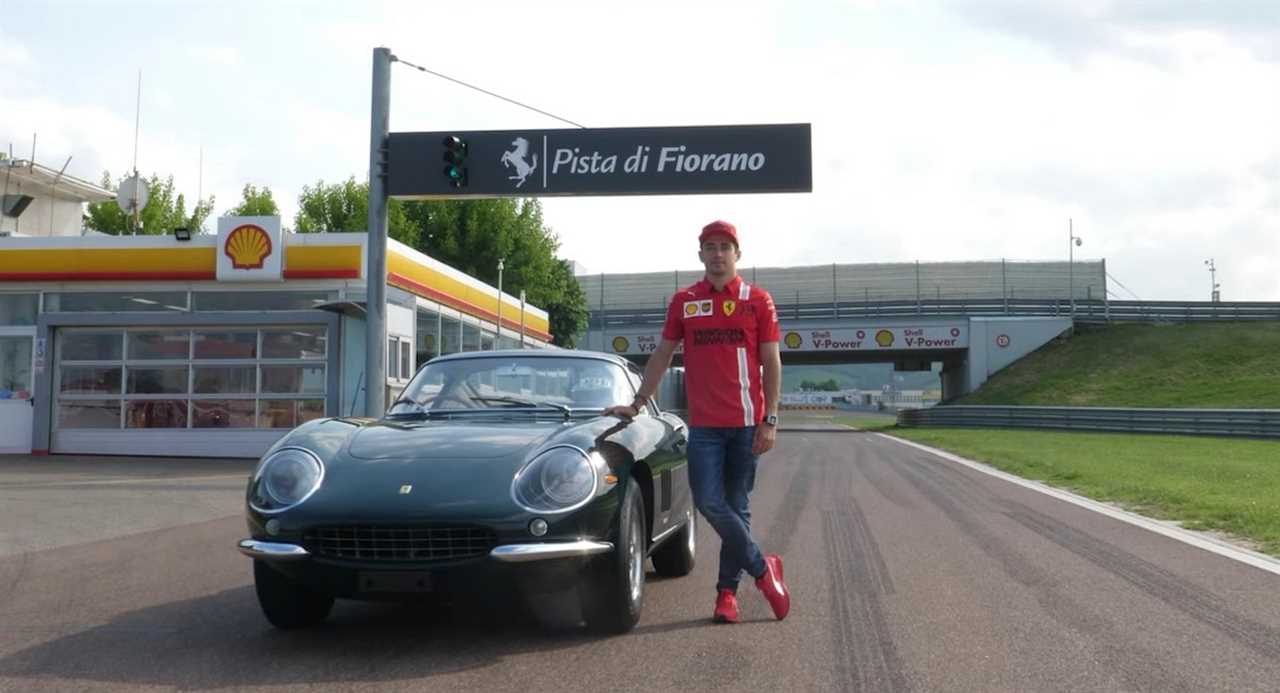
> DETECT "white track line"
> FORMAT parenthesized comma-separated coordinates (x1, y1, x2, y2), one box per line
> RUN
(8, 474, 248, 489)
(876, 432, 1280, 578)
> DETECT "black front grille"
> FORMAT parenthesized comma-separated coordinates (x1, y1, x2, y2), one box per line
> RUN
(303, 525, 498, 562)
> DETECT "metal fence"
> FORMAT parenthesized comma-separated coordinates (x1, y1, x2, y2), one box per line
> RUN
(897, 406, 1280, 439)
(591, 297, 1280, 328)
(578, 260, 1108, 313)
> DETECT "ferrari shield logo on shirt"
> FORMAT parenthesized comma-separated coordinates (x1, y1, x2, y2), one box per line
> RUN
(722, 300, 736, 317)
(683, 300, 714, 318)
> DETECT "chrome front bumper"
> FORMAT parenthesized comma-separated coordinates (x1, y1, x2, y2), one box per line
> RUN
(237, 539, 311, 561)
(489, 540, 613, 563)
(238, 538, 613, 563)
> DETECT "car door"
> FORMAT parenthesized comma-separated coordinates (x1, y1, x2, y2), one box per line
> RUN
(626, 367, 691, 540)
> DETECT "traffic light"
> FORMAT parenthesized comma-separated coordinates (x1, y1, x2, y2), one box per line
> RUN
(442, 136, 468, 188)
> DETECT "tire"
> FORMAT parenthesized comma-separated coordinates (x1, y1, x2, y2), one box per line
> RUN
(581, 477, 646, 634)
(651, 510, 696, 577)
(253, 560, 334, 629)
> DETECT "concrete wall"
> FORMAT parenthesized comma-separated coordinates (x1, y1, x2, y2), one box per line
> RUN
(1, 196, 88, 237)
(964, 317, 1072, 394)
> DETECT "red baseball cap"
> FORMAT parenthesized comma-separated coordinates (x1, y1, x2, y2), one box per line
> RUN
(699, 220, 739, 247)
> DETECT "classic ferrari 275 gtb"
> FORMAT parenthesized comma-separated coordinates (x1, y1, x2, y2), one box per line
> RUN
(238, 350, 694, 633)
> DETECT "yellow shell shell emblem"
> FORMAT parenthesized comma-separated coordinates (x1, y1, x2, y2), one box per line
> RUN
(784, 332, 802, 349)
(611, 336, 630, 353)
(875, 329, 895, 347)
(685, 302, 699, 316)
(225, 224, 273, 270)
(722, 300, 736, 317)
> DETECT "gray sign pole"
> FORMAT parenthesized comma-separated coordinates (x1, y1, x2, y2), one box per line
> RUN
(365, 46, 391, 417)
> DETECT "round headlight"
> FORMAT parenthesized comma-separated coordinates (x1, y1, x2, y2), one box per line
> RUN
(253, 448, 324, 512)
(513, 446, 598, 513)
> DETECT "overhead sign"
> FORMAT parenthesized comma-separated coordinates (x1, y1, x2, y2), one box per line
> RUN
(217, 216, 283, 282)
(783, 326, 969, 351)
(388, 123, 812, 198)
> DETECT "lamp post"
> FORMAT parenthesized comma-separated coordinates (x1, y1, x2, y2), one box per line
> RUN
(1068, 219, 1083, 316)
(1204, 259, 1221, 302)
(519, 289, 526, 348)
(495, 258, 505, 349)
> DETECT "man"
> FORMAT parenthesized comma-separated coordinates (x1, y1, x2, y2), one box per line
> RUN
(605, 220, 791, 624)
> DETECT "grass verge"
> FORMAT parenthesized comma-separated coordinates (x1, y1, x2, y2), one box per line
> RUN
(959, 322, 1280, 408)
(886, 427, 1280, 556)
(834, 414, 898, 431)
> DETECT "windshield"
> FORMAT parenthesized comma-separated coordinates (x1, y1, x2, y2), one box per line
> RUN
(388, 356, 635, 415)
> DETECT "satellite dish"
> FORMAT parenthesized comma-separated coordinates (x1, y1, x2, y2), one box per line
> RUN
(116, 175, 150, 214)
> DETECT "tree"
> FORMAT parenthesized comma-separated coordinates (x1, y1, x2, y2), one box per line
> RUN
(224, 184, 280, 217)
(405, 198, 586, 346)
(85, 171, 213, 235)
(293, 177, 416, 246)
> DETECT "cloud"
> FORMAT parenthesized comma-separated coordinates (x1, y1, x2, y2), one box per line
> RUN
(951, 0, 1280, 65)
(185, 43, 241, 67)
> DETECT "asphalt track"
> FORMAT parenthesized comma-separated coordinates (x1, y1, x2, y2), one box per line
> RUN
(2, 427, 1279, 692)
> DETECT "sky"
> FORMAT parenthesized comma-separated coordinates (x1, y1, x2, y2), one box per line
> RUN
(2, 0, 1276, 301)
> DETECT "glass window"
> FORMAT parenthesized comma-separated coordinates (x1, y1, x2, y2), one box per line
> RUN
(388, 338, 398, 379)
(62, 331, 123, 361)
(127, 367, 189, 394)
(0, 294, 38, 325)
(0, 336, 33, 399)
(261, 365, 325, 394)
(58, 401, 121, 428)
(390, 356, 632, 413)
(262, 328, 325, 359)
(193, 331, 256, 359)
(299, 399, 324, 424)
(259, 399, 295, 428)
(462, 323, 480, 352)
(128, 331, 190, 360)
(192, 400, 256, 428)
(192, 291, 334, 312)
(480, 331, 495, 351)
(126, 400, 188, 428)
(260, 399, 324, 428)
(400, 341, 411, 379)
(59, 366, 122, 395)
(417, 310, 440, 362)
(440, 317, 461, 355)
(47, 292, 187, 312)
(193, 366, 256, 394)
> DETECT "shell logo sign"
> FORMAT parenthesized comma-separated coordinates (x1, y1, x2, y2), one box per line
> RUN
(612, 336, 630, 353)
(224, 224, 273, 269)
(875, 329, 895, 347)
(217, 216, 283, 281)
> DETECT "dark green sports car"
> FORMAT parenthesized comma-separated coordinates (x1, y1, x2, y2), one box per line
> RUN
(238, 350, 694, 633)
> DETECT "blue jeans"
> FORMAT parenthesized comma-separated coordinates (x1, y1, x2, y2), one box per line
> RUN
(687, 426, 767, 592)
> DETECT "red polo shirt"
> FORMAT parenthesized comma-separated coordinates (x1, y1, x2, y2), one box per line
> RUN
(662, 275, 780, 427)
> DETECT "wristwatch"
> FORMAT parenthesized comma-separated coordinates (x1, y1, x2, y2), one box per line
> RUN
(763, 414, 779, 426)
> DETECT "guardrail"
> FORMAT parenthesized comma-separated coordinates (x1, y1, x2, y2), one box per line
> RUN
(592, 299, 1280, 327)
(897, 406, 1280, 439)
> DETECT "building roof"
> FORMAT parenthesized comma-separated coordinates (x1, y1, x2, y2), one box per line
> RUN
(2, 159, 114, 203)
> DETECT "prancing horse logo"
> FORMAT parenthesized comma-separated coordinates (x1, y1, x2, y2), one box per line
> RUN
(501, 137, 538, 188)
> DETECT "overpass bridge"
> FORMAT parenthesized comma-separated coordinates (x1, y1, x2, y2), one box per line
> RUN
(575, 260, 1280, 401)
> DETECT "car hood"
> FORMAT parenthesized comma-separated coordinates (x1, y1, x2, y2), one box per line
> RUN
(346, 418, 560, 460)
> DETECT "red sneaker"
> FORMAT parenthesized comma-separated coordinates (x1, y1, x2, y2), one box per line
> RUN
(755, 554, 790, 620)
(713, 589, 739, 624)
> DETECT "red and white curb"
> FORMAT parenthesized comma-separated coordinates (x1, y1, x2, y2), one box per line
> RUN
(876, 433, 1280, 578)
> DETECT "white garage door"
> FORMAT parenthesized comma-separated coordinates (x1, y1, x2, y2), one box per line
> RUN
(52, 326, 328, 458)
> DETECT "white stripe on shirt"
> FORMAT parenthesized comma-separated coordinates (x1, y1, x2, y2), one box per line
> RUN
(737, 346, 754, 426)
